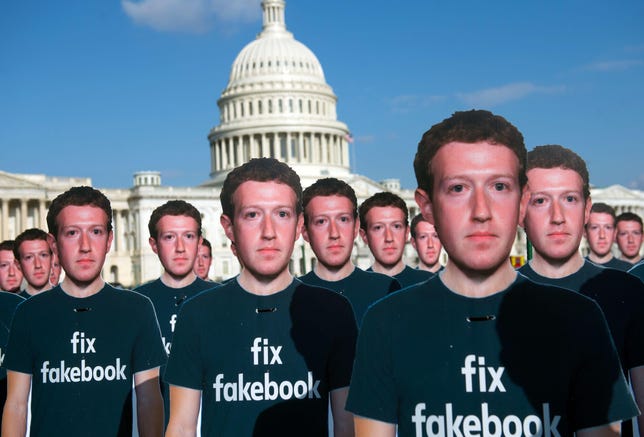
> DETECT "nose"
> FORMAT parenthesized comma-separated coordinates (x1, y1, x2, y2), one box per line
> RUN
(598, 227, 606, 239)
(472, 188, 491, 222)
(329, 220, 339, 238)
(427, 236, 435, 249)
(384, 225, 393, 242)
(550, 200, 565, 224)
(262, 216, 276, 239)
(80, 232, 91, 252)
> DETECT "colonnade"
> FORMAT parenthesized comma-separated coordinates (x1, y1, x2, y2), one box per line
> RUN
(211, 131, 349, 172)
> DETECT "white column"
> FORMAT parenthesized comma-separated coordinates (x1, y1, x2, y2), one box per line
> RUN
(20, 201, 27, 232)
(298, 132, 304, 163)
(0, 199, 6, 240)
(39, 199, 46, 230)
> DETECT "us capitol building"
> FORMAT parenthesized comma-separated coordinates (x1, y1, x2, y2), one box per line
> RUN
(2, 0, 643, 287)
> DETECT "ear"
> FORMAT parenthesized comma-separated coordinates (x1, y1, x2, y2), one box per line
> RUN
(220, 214, 235, 245)
(414, 188, 435, 225)
(149, 236, 159, 255)
(359, 227, 368, 245)
(410, 236, 418, 250)
(301, 221, 310, 243)
(353, 217, 361, 241)
(295, 213, 304, 241)
(47, 233, 58, 257)
(106, 230, 114, 253)
(583, 197, 592, 226)
(518, 186, 530, 229)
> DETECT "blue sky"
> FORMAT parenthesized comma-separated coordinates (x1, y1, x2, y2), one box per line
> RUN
(2, 0, 643, 190)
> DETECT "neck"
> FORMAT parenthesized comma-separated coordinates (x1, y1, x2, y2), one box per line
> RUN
(371, 260, 405, 276)
(622, 254, 641, 264)
(26, 283, 51, 296)
(529, 252, 585, 279)
(238, 269, 293, 296)
(587, 252, 613, 264)
(60, 276, 105, 298)
(441, 260, 517, 298)
(314, 262, 354, 282)
(161, 271, 197, 289)
(418, 262, 441, 273)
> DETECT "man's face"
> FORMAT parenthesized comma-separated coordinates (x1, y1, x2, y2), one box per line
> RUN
(302, 195, 359, 270)
(411, 221, 442, 269)
(415, 142, 524, 273)
(522, 167, 590, 263)
(150, 215, 201, 280)
(221, 180, 302, 279)
(0, 249, 23, 292)
(360, 206, 408, 269)
(193, 243, 212, 280)
(616, 220, 643, 260)
(53, 205, 113, 286)
(17, 239, 52, 290)
(585, 212, 616, 258)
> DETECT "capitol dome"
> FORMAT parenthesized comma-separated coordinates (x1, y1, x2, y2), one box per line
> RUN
(204, 0, 352, 187)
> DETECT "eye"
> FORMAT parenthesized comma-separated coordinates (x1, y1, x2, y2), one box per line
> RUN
(565, 195, 577, 203)
(245, 211, 258, 219)
(531, 196, 546, 206)
(450, 184, 464, 193)
(314, 217, 327, 226)
(494, 182, 507, 191)
(185, 233, 196, 240)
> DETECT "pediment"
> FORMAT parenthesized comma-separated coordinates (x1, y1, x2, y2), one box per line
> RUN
(592, 184, 644, 201)
(0, 171, 45, 189)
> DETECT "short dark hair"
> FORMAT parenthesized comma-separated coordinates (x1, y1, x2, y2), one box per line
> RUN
(148, 200, 202, 240)
(590, 203, 616, 221)
(201, 237, 212, 253)
(47, 186, 113, 237)
(414, 109, 526, 198)
(616, 212, 643, 230)
(359, 192, 408, 231)
(0, 240, 16, 252)
(14, 228, 51, 260)
(302, 178, 358, 226)
(527, 145, 590, 200)
(220, 158, 302, 221)
(410, 214, 430, 239)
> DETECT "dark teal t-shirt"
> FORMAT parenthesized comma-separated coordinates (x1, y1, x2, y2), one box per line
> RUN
(368, 265, 434, 289)
(0, 291, 24, 380)
(585, 256, 632, 271)
(5, 284, 166, 437)
(299, 267, 400, 325)
(346, 275, 637, 436)
(629, 261, 644, 283)
(520, 260, 644, 372)
(135, 276, 217, 425)
(165, 278, 357, 436)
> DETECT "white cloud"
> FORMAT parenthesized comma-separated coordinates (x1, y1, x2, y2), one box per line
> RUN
(628, 174, 644, 190)
(584, 59, 643, 72)
(456, 82, 565, 107)
(122, 0, 261, 33)
(388, 94, 445, 113)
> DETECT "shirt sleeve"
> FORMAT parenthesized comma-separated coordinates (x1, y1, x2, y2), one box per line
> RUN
(4, 303, 33, 374)
(163, 300, 203, 390)
(346, 302, 397, 424)
(132, 297, 167, 373)
(624, 277, 644, 369)
(570, 300, 639, 430)
(327, 296, 357, 391)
